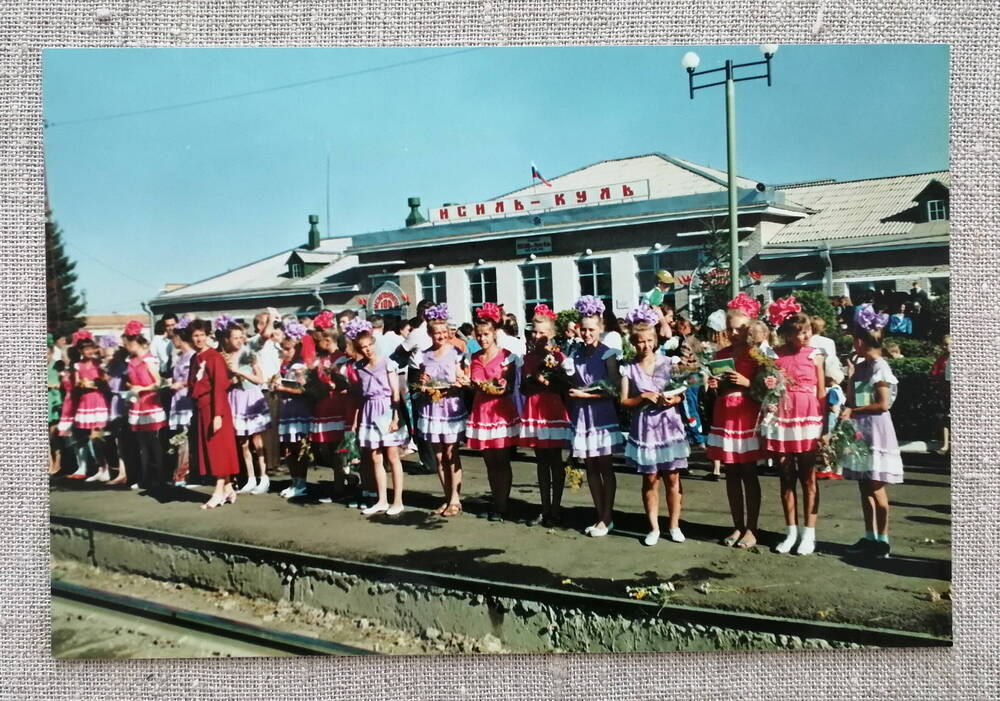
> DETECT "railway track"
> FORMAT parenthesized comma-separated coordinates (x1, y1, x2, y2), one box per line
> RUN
(52, 579, 375, 657)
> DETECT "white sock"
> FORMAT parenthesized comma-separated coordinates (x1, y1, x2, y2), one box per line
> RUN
(800, 527, 815, 541)
(668, 528, 685, 543)
(775, 525, 798, 553)
(796, 528, 816, 555)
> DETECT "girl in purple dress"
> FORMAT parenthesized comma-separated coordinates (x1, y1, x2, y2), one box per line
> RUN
(415, 306, 469, 517)
(619, 318, 690, 546)
(566, 296, 623, 536)
(841, 305, 904, 559)
(349, 320, 409, 517)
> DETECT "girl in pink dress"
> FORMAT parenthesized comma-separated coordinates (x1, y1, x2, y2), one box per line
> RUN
(65, 338, 111, 479)
(466, 304, 520, 521)
(706, 308, 765, 549)
(761, 308, 826, 555)
(123, 322, 168, 490)
(518, 311, 572, 526)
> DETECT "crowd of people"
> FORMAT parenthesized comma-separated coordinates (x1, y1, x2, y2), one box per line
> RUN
(48, 275, 937, 559)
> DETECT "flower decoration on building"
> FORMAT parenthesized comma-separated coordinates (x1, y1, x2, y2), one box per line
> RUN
(313, 310, 335, 330)
(356, 296, 368, 307)
(854, 303, 889, 332)
(123, 320, 145, 337)
(213, 314, 236, 332)
(284, 321, 308, 341)
(532, 303, 557, 320)
(175, 315, 193, 330)
(767, 295, 802, 327)
(574, 295, 605, 317)
(675, 274, 693, 286)
(727, 292, 761, 319)
(424, 303, 450, 321)
(401, 293, 410, 304)
(343, 318, 373, 340)
(625, 303, 660, 326)
(98, 334, 119, 349)
(476, 302, 503, 323)
(71, 329, 93, 346)
(747, 271, 763, 283)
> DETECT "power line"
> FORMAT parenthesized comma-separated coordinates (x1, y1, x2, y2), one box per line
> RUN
(65, 241, 159, 290)
(45, 48, 480, 128)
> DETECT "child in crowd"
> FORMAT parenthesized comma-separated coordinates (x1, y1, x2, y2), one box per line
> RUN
(843, 305, 904, 558)
(168, 321, 195, 486)
(465, 304, 520, 522)
(219, 319, 271, 495)
(99, 336, 132, 486)
(414, 304, 469, 517)
(271, 324, 313, 499)
(620, 307, 690, 546)
(310, 320, 349, 499)
(123, 321, 168, 490)
(761, 305, 826, 556)
(566, 296, 623, 536)
(66, 336, 110, 480)
(349, 319, 409, 516)
(706, 308, 764, 549)
(518, 308, 572, 527)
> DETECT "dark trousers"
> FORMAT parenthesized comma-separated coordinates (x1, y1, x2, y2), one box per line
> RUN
(134, 430, 165, 489)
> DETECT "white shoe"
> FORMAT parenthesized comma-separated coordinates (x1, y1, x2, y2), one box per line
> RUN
(796, 537, 816, 556)
(386, 505, 404, 516)
(285, 484, 307, 499)
(643, 531, 660, 546)
(85, 471, 108, 483)
(129, 483, 140, 490)
(362, 503, 389, 516)
(250, 477, 270, 495)
(238, 478, 258, 494)
(668, 528, 685, 543)
(589, 521, 613, 538)
(173, 481, 187, 488)
(279, 485, 294, 498)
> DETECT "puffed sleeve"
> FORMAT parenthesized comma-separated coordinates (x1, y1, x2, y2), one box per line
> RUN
(871, 358, 899, 386)
(601, 347, 623, 361)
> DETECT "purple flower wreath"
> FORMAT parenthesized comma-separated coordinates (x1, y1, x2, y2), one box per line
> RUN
(424, 303, 450, 321)
(854, 303, 889, 332)
(575, 295, 605, 317)
(343, 317, 374, 340)
(625, 303, 659, 325)
(284, 321, 308, 341)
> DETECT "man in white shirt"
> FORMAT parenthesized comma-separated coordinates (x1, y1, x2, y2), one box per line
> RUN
(808, 316, 844, 384)
(376, 315, 405, 358)
(150, 313, 178, 376)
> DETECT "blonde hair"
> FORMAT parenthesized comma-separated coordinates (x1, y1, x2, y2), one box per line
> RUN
(532, 317, 555, 335)
(747, 319, 769, 345)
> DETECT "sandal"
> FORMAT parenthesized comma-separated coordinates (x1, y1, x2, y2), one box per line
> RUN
(721, 531, 741, 547)
(201, 493, 226, 510)
(433, 503, 450, 516)
(442, 503, 462, 517)
(735, 533, 758, 549)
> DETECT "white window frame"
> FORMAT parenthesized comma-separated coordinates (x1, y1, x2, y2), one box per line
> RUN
(420, 270, 447, 304)
(926, 199, 948, 221)
(289, 261, 304, 278)
(468, 267, 498, 307)
(577, 257, 612, 304)
(521, 262, 554, 323)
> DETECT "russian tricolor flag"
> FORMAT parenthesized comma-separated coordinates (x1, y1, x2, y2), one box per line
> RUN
(531, 161, 552, 187)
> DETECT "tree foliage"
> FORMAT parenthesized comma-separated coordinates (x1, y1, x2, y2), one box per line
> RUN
(46, 209, 85, 338)
(791, 289, 838, 335)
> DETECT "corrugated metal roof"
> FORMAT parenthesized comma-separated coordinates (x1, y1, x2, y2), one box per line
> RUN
(155, 237, 354, 301)
(497, 153, 760, 201)
(770, 171, 950, 245)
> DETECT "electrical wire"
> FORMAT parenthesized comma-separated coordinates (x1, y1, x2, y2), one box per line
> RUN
(45, 48, 480, 128)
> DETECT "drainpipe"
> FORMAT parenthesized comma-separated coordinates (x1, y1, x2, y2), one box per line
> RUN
(820, 245, 833, 296)
(311, 288, 324, 312)
(140, 301, 155, 334)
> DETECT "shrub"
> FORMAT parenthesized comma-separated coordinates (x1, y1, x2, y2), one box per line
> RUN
(925, 294, 950, 342)
(792, 289, 839, 336)
(886, 357, 946, 440)
(883, 336, 940, 358)
(555, 308, 581, 336)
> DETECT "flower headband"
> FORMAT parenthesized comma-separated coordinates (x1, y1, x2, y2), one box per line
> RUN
(476, 302, 503, 323)
(574, 295, 605, 317)
(214, 314, 236, 332)
(284, 321, 308, 341)
(343, 317, 373, 340)
(313, 310, 335, 330)
(532, 303, 556, 321)
(123, 320, 144, 337)
(424, 303, 450, 321)
(625, 303, 659, 326)
(98, 334, 119, 349)
(767, 296, 802, 327)
(71, 329, 93, 346)
(727, 292, 760, 319)
(175, 315, 193, 330)
(854, 303, 889, 332)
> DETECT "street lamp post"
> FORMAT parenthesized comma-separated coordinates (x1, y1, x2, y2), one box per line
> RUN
(682, 45, 778, 299)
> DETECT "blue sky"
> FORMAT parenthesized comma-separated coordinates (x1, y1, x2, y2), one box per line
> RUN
(43, 44, 949, 313)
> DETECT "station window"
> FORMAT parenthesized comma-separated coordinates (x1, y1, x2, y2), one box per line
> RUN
(635, 252, 675, 291)
(926, 199, 949, 221)
(521, 262, 553, 325)
(577, 258, 612, 306)
(468, 267, 498, 317)
(420, 271, 447, 304)
(289, 261, 304, 278)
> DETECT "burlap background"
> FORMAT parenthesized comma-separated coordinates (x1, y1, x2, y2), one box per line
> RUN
(2, 1, 995, 698)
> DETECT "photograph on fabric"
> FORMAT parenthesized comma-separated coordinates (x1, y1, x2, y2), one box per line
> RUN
(43, 45, 951, 657)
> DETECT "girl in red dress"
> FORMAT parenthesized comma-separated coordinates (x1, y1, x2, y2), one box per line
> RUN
(706, 308, 765, 549)
(762, 308, 826, 555)
(309, 325, 349, 498)
(122, 321, 168, 490)
(65, 337, 111, 479)
(518, 311, 572, 526)
(188, 319, 239, 508)
(465, 304, 520, 521)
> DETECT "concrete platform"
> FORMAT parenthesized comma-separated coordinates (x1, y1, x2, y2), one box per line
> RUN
(49, 450, 952, 641)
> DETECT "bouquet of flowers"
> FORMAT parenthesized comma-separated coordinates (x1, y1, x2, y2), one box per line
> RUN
(577, 378, 619, 399)
(304, 367, 332, 402)
(819, 418, 870, 478)
(564, 463, 585, 491)
(475, 377, 508, 396)
(336, 431, 361, 466)
(167, 428, 188, 455)
(409, 378, 452, 402)
(748, 346, 788, 423)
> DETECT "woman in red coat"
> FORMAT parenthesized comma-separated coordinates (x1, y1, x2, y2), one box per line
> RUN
(188, 319, 239, 509)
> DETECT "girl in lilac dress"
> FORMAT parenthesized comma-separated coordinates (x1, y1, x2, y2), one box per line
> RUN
(841, 305, 904, 559)
(619, 317, 690, 547)
(566, 296, 623, 537)
(415, 306, 469, 517)
(349, 320, 409, 517)
(168, 325, 195, 486)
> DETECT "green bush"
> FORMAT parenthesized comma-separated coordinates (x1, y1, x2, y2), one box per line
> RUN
(835, 334, 854, 356)
(792, 289, 839, 335)
(925, 294, 950, 342)
(885, 356, 946, 440)
(883, 336, 940, 358)
(555, 308, 581, 336)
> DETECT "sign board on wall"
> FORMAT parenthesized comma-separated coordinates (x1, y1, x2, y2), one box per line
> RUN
(515, 236, 553, 256)
(430, 180, 650, 224)
(367, 280, 408, 314)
